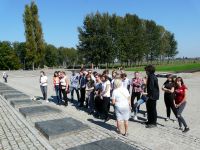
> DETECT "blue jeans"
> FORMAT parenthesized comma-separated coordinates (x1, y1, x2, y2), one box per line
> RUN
(134, 95, 147, 115)
(71, 87, 80, 101)
(40, 85, 47, 100)
(88, 92, 95, 113)
(55, 85, 61, 103)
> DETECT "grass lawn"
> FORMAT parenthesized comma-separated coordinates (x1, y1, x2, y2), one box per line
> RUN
(125, 62, 200, 72)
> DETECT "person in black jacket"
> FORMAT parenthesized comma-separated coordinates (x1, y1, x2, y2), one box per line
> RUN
(145, 65, 159, 128)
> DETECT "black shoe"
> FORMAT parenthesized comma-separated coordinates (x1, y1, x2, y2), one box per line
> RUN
(146, 124, 157, 128)
(182, 127, 189, 133)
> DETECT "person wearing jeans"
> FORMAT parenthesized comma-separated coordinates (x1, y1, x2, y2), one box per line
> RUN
(70, 71, 80, 102)
(53, 71, 61, 104)
(174, 77, 189, 133)
(39, 71, 48, 102)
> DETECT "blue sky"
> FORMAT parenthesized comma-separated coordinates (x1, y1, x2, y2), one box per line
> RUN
(0, 0, 200, 57)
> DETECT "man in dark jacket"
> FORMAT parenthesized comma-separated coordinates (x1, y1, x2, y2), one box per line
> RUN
(145, 65, 159, 128)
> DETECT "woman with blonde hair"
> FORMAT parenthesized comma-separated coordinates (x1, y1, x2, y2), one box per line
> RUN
(112, 78, 131, 136)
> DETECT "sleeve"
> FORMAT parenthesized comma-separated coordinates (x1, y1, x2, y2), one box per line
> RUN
(147, 75, 154, 97)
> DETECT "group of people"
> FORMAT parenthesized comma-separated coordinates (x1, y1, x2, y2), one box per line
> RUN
(39, 65, 189, 136)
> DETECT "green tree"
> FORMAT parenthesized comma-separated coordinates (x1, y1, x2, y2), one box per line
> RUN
(23, 4, 36, 69)
(23, 2, 45, 70)
(0, 41, 21, 70)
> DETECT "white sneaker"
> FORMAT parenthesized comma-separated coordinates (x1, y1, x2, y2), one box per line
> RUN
(134, 116, 138, 120)
(46, 100, 49, 103)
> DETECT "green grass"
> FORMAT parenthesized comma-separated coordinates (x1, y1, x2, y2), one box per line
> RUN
(125, 62, 200, 72)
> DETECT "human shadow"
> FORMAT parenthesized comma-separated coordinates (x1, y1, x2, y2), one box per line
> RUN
(87, 118, 116, 132)
(48, 96, 59, 104)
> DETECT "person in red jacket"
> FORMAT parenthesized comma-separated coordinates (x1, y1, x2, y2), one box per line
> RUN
(174, 77, 189, 133)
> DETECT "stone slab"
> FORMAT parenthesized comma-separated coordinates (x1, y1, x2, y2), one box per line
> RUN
(10, 99, 41, 108)
(4, 93, 30, 101)
(19, 105, 61, 118)
(1, 91, 23, 96)
(0, 86, 14, 90)
(67, 138, 138, 150)
(0, 89, 19, 94)
(35, 117, 90, 140)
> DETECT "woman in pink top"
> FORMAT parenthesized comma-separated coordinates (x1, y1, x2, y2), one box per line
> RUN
(131, 72, 143, 112)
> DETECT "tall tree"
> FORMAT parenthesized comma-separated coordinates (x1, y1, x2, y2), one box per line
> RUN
(23, 2, 45, 70)
(23, 4, 36, 69)
(30, 1, 45, 67)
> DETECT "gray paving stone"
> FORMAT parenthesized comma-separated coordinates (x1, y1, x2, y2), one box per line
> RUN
(19, 105, 61, 118)
(67, 138, 138, 150)
(1, 91, 23, 96)
(4, 93, 30, 101)
(10, 99, 41, 108)
(35, 117, 90, 140)
(0, 89, 17, 94)
(0, 86, 14, 90)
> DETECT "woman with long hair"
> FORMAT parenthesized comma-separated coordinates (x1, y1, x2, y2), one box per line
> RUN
(174, 77, 189, 132)
(162, 75, 177, 121)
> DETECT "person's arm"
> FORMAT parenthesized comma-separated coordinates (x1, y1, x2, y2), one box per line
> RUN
(65, 77, 69, 91)
(147, 75, 154, 98)
(176, 89, 187, 107)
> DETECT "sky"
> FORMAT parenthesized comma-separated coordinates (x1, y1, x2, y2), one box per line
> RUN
(0, 0, 200, 58)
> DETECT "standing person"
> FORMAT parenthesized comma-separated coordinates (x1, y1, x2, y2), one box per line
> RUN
(53, 71, 61, 104)
(94, 73, 103, 118)
(3, 72, 8, 83)
(39, 71, 48, 102)
(58, 71, 62, 100)
(60, 71, 69, 106)
(132, 77, 148, 120)
(112, 78, 131, 136)
(131, 72, 143, 112)
(162, 75, 177, 121)
(79, 71, 86, 107)
(121, 73, 131, 92)
(174, 77, 189, 132)
(145, 65, 159, 128)
(70, 70, 80, 102)
(101, 74, 111, 122)
(85, 74, 95, 114)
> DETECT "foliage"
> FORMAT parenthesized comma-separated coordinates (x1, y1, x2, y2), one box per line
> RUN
(78, 12, 178, 67)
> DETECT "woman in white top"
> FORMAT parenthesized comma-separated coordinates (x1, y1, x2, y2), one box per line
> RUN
(100, 74, 111, 122)
(112, 78, 131, 136)
(40, 71, 48, 102)
(60, 71, 69, 106)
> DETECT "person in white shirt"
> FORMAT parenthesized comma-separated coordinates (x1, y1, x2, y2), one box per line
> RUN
(39, 71, 48, 102)
(121, 73, 131, 92)
(112, 78, 131, 136)
(70, 70, 80, 102)
(100, 74, 111, 122)
(60, 71, 69, 106)
(3, 72, 8, 83)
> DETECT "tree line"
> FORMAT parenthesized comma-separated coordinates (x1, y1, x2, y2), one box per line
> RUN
(78, 12, 178, 67)
(0, 41, 78, 70)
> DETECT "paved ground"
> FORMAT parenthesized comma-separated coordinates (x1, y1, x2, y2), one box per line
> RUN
(0, 70, 200, 150)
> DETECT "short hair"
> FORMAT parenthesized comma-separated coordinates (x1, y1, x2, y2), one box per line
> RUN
(114, 78, 122, 89)
(101, 74, 108, 80)
(40, 71, 45, 75)
(145, 65, 155, 74)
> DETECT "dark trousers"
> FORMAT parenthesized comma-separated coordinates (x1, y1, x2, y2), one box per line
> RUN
(102, 97, 110, 119)
(3, 77, 7, 83)
(71, 87, 80, 101)
(61, 89, 68, 105)
(40, 86, 47, 100)
(131, 92, 141, 111)
(95, 96, 103, 115)
(146, 99, 157, 125)
(176, 102, 188, 128)
(80, 88, 86, 106)
(164, 94, 177, 118)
